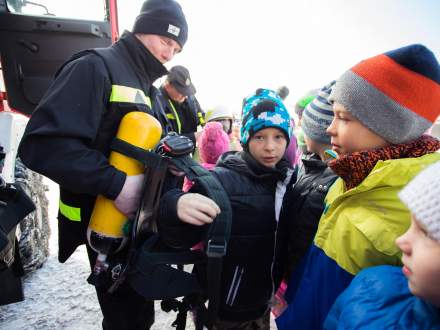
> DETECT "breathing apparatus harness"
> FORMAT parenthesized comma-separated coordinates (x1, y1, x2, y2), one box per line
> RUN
(89, 131, 232, 329)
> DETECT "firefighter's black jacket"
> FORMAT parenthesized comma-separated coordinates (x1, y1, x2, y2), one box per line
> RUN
(18, 31, 168, 262)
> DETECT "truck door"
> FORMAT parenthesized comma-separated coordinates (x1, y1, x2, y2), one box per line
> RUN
(0, 0, 113, 116)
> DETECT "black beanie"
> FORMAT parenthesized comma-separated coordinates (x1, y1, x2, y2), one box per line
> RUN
(132, 0, 188, 48)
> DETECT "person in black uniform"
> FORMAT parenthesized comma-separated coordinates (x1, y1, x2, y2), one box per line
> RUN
(158, 65, 205, 145)
(17, 0, 188, 329)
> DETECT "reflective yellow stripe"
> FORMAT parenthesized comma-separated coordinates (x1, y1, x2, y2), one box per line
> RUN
(166, 113, 176, 119)
(168, 100, 181, 134)
(109, 85, 152, 108)
(198, 111, 205, 125)
(59, 200, 81, 222)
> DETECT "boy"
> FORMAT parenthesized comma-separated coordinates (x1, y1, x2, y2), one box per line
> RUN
(275, 81, 337, 289)
(325, 160, 440, 328)
(159, 89, 291, 328)
(276, 44, 440, 330)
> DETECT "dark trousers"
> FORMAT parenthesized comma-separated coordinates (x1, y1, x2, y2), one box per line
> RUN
(211, 310, 270, 330)
(87, 246, 154, 330)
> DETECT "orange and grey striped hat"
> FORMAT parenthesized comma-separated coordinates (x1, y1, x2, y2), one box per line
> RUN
(330, 44, 440, 144)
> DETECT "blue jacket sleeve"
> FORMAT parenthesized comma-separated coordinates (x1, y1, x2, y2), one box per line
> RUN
(324, 265, 440, 329)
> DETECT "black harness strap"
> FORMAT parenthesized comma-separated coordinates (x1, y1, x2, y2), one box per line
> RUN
(170, 156, 232, 258)
(170, 155, 232, 328)
(110, 138, 163, 168)
(107, 138, 169, 294)
(108, 135, 232, 328)
(128, 235, 205, 301)
(135, 235, 205, 269)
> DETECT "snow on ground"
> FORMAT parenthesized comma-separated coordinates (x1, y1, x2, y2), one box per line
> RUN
(0, 178, 275, 329)
(0, 178, 185, 329)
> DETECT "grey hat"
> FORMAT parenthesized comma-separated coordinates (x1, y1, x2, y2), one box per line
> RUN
(329, 44, 440, 144)
(301, 81, 335, 145)
(399, 160, 440, 242)
(167, 65, 196, 96)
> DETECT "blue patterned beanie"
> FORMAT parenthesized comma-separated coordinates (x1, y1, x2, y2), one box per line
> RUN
(241, 89, 292, 146)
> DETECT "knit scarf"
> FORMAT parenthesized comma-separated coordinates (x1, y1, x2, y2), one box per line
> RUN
(328, 135, 440, 190)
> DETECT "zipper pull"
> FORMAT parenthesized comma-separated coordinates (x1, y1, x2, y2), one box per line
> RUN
(324, 149, 338, 160)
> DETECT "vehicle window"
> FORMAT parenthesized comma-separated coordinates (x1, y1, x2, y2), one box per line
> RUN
(6, 0, 106, 21)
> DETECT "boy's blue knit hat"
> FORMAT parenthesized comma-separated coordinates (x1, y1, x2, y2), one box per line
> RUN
(240, 89, 292, 146)
(302, 81, 335, 145)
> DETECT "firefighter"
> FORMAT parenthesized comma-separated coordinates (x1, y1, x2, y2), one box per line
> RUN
(17, 0, 188, 329)
(158, 65, 205, 146)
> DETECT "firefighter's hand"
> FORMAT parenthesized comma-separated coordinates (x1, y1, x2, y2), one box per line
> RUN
(114, 174, 144, 218)
(177, 193, 220, 226)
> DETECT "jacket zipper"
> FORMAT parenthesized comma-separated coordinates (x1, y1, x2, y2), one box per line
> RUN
(270, 183, 284, 310)
(226, 266, 244, 306)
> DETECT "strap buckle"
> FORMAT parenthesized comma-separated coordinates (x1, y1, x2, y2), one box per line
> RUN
(111, 263, 123, 281)
(206, 239, 227, 258)
(155, 132, 194, 158)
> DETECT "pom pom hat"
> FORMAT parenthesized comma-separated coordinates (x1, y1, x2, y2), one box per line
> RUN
(241, 89, 292, 146)
(199, 122, 230, 165)
(330, 44, 440, 144)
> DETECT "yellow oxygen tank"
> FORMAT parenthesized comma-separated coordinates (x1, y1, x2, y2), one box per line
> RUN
(87, 112, 162, 259)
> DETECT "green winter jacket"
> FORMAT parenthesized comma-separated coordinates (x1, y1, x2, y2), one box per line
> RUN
(315, 152, 440, 275)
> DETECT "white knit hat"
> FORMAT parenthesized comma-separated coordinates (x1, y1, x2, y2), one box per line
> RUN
(399, 160, 440, 242)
